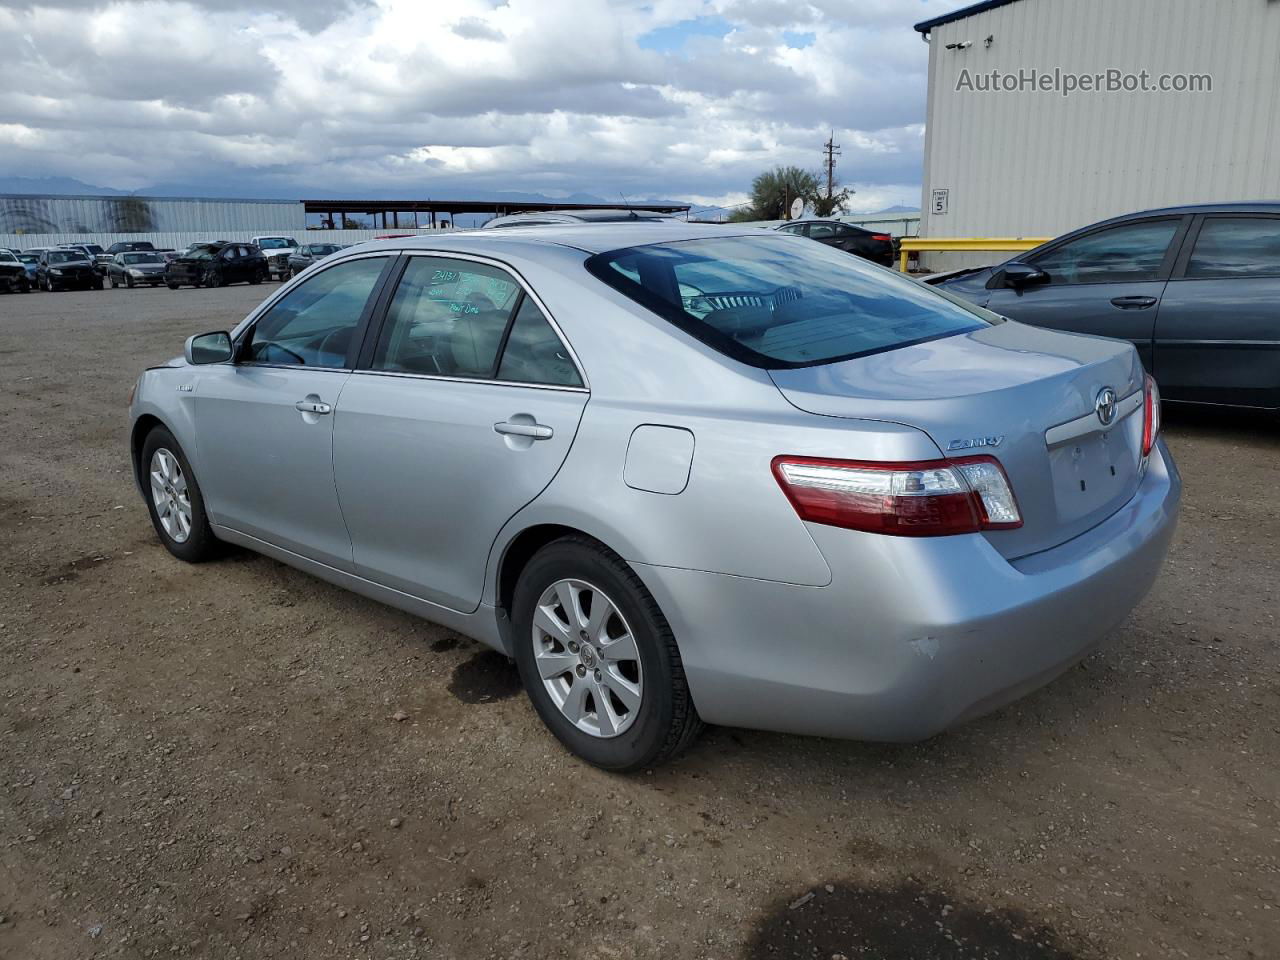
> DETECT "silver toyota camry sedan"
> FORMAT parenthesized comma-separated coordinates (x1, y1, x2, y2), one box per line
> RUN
(128, 224, 1181, 770)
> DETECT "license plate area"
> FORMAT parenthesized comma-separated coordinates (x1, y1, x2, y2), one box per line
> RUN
(1046, 412, 1142, 525)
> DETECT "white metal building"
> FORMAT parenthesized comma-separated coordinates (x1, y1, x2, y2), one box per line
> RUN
(916, 0, 1280, 264)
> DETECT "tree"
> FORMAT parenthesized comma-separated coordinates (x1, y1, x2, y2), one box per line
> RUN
(810, 184, 853, 217)
(747, 165, 820, 220)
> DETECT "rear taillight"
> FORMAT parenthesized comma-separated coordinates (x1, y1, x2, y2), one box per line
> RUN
(872, 233, 892, 243)
(772, 455, 1022, 537)
(1141, 373, 1161, 458)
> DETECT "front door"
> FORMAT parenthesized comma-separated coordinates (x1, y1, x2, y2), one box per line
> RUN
(193, 254, 394, 569)
(1155, 214, 1280, 408)
(985, 216, 1187, 371)
(332, 254, 589, 612)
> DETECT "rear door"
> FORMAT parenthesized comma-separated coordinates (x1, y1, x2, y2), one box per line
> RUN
(984, 216, 1189, 370)
(1154, 213, 1280, 408)
(332, 253, 589, 613)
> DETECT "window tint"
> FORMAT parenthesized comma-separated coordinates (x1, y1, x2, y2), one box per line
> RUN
(586, 235, 987, 369)
(1185, 217, 1280, 278)
(808, 223, 836, 240)
(497, 298, 582, 386)
(778, 224, 804, 235)
(372, 257, 522, 377)
(247, 257, 387, 368)
(1031, 220, 1179, 284)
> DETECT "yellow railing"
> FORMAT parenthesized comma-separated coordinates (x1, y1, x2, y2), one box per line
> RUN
(898, 236, 1052, 272)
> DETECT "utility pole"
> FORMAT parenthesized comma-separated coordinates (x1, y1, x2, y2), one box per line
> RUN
(823, 129, 841, 200)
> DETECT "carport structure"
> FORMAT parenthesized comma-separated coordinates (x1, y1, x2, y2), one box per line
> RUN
(303, 198, 691, 231)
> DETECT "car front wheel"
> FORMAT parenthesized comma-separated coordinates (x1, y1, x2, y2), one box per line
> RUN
(511, 536, 702, 771)
(140, 427, 221, 563)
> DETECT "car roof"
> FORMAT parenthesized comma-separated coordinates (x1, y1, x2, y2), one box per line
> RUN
(347, 222, 772, 257)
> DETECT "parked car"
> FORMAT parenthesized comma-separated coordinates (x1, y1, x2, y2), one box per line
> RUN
(108, 251, 168, 288)
(37, 249, 103, 291)
(927, 202, 1280, 410)
(59, 242, 107, 274)
(165, 242, 269, 288)
(775, 219, 896, 267)
(286, 242, 345, 278)
(483, 209, 677, 228)
(251, 236, 299, 280)
(128, 224, 1180, 771)
(14, 252, 40, 284)
(0, 249, 31, 292)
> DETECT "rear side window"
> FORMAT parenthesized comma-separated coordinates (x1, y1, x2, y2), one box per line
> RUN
(1185, 217, 1280, 278)
(372, 257, 523, 377)
(497, 298, 582, 386)
(1030, 220, 1179, 284)
(586, 235, 986, 369)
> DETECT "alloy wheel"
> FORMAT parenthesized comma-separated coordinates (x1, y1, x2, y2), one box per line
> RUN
(531, 579, 644, 738)
(149, 448, 192, 543)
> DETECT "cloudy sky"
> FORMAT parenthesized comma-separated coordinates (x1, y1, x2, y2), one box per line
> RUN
(0, 0, 958, 212)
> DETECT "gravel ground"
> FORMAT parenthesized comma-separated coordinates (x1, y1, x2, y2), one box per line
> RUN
(0, 283, 1277, 960)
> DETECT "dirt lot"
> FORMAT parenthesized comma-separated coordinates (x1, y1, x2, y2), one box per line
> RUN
(0, 283, 1277, 960)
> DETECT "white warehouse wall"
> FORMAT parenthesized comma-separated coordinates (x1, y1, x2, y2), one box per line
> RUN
(919, 0, 1280, 268)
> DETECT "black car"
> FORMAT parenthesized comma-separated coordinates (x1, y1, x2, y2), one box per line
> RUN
(775, 219, 896, 266)
(166, 242, 269, 288)
(0, 249, 31, 293)
(927, 202, 1280, 411)
(59, 243, 107, 274)
(37, 249, 104, 291)
(107, 251, 168, 288)
(286, 242, 345, 278)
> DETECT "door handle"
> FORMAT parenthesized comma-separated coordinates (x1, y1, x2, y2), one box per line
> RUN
(1110, 296, 1157, 309)
(494, 420, 553, 440)
(295, 399, 332, 415)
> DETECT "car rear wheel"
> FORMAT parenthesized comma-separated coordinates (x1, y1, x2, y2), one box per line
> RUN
(140, 427, 220, 563)
(511, 536, 702, 770)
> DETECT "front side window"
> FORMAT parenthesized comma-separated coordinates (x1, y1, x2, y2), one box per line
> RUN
(587, 235, 987, 368)
(1185, 217, 1280, 279)
(1031, 220, 1179, 285)
(372, 257, 523, 377)
(246, 257, 388, 368)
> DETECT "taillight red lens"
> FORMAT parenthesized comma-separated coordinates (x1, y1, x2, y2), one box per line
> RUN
(772, 455, 1022, 537)
(872, 234, 892, 243)
(1141, 374, 1161, 457)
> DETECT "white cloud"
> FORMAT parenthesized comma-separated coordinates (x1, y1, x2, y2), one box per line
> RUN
(0, 0, 958, 206)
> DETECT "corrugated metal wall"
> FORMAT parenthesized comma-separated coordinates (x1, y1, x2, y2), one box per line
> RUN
(920, 0, 1280, 266)
(0, 195, 302, 235)
(0, 228, 449, 252)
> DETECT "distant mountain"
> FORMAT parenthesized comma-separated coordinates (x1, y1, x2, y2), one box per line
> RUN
(0, 176, 129, 196)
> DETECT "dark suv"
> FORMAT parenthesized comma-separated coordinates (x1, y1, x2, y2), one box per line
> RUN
(166, 242, 269, 288)
(37, 249, 104, 291)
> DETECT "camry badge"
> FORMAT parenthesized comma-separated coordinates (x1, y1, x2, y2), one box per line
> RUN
(947, 436, 1004, 451)
(1095, 387, 1117, 426)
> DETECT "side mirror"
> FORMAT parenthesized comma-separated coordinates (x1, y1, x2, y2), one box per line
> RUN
(996, 262, 1049, 289)
(185, 331, 233, 365)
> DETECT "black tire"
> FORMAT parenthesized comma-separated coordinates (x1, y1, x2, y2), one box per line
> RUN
(167, 281, 180, 290)
(110, 276, 118, 288)
(139, 426, 221, 563)
(511, 536, 702, 771)
(125, 274, 134, 288)
(204, 269, 221, 288)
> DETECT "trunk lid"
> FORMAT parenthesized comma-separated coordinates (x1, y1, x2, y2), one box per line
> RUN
(769, 322, 1146, 559)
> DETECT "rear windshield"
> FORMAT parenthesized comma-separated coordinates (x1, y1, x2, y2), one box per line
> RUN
(585, 235, 987, 368)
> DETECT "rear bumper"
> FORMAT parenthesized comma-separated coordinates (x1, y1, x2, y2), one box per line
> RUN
(634, 438, 1181, 741)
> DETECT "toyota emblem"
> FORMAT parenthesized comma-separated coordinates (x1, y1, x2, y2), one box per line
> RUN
(1095, 387, 1117, 426)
